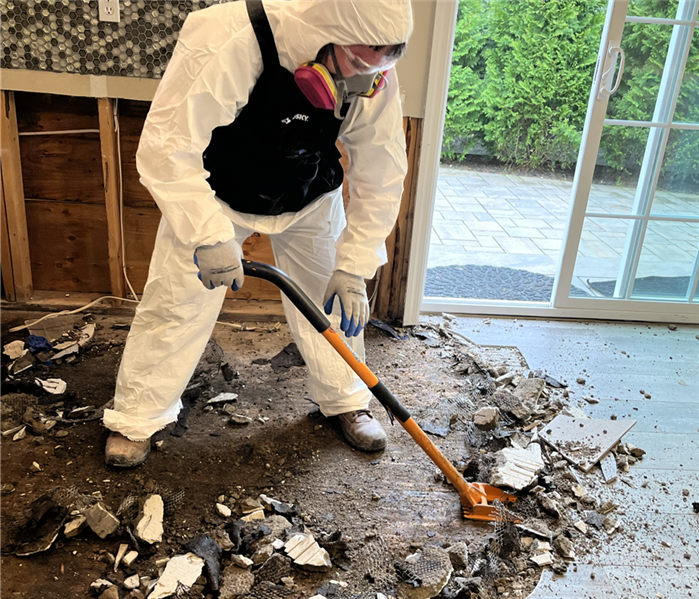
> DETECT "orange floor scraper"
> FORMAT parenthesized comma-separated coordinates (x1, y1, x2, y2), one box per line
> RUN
(243, 261, 519, 522)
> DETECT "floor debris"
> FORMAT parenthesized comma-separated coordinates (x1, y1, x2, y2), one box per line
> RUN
(34, 378, 67, 395)
(134, 494, 164, 544)
(284, 534, 332, 571)
(85, 502, 120, 539)
(148, 552, 205, 599)
(539, 414, 636, 472)
(489, 438, 544, 490)
(396, 546, 453, 599)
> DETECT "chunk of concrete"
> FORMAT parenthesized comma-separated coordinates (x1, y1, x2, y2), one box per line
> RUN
(216, 503, 232, 518)
(98, 587, 119, 599)
(124, 574, 140, 590)
(473, 407, 500, 431)
(85, 502, 120, 539)
(135, 494, 164, 544)
(538, 495, 561, 519)
(64, 515, 87, 538)
(149, 553, 205, 599)
(397, 546, 453, 599)
(514, 378, 545, 403)
(252, 544, 274, 565)
(230, 554, 254, 569)
(90, 579, 114, 595)
(446, 542, 469, 570)
(219, 564, 255, 598)
(554, 536, 575, 559)
(284, 534, 332, 572)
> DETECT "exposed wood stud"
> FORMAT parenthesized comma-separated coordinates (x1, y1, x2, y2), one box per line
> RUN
(0, 90, 33, 301)
(375, 117, 423, 324)
(1, 173, 16, 300)
(98, 97, 125, 301)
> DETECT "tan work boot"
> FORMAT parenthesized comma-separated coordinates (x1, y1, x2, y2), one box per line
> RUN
(337, 409, 387, 452)
(105, 432, 151, 468)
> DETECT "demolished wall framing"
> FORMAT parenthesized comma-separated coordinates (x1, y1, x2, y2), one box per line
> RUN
(0, 89, 423, 322)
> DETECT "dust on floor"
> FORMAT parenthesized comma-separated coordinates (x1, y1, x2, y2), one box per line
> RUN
(0, 311, 645, 599)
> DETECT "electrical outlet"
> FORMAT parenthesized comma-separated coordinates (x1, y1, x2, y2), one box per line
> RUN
(98, 0, 120, 23)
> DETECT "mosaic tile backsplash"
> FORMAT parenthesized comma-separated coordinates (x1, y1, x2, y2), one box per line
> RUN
(1, 0, 234, 78)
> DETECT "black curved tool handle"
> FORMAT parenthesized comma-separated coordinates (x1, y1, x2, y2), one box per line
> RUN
(243, 260, 331, 333)
(242, 260, 411, 423)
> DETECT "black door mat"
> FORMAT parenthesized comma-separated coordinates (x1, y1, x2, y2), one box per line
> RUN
(425, 264, 590, 301)
(587, 275, 692, 298)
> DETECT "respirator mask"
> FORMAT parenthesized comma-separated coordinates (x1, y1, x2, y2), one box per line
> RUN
(294, 45, 389, 119)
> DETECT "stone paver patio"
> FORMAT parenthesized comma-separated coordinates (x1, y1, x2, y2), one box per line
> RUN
(428, 165, 699, 299)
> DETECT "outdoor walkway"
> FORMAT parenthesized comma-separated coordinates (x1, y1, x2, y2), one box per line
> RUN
(428, 166, 699, 300)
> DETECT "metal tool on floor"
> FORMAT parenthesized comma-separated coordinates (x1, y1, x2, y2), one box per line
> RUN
(243, 260, 519, 522)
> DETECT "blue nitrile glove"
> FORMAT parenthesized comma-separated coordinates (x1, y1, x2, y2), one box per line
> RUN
(323, 270, 369, 338)
(193, 239, 244, 291)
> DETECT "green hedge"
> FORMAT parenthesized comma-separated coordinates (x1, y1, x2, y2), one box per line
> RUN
(443, 0, 699, 189)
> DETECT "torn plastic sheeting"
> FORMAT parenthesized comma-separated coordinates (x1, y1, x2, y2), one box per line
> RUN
(187, 534, 222, 591)
(25, 335, 53, 354)
(148, 552, 205, 599)
(35, 378, 67, 395)
(369, 319, 408, 340)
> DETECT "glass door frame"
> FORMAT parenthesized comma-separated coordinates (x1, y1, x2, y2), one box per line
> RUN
(552, 0, 699, 316)
(403, 0, 699, 326)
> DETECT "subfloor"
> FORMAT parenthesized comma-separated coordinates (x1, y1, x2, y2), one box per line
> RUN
(1, 309, 697, 599)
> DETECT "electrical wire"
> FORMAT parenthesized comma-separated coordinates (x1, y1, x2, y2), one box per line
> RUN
(9, 100, 272, 336)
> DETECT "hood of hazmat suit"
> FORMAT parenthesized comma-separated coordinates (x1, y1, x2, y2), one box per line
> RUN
(136, 0, 413, 279)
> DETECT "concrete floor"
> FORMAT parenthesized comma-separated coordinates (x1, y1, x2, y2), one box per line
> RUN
(444, 315, 699, 598)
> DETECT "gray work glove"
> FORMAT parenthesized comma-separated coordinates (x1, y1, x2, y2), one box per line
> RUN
(193, 239, 244, 291)
(323, 269, 369, 337)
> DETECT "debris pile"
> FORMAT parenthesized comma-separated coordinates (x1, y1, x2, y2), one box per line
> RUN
(409, 316, 650, 591)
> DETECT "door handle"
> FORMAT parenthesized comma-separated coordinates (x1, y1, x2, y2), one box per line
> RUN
(598, 45, 625, 98)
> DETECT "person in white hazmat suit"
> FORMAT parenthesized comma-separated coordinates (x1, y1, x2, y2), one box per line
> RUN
(103, 0, 413, 467)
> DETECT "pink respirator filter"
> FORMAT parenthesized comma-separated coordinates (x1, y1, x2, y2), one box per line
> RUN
(295, 64, 337, 111)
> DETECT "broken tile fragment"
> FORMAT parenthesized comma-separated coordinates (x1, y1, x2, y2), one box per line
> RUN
(241, 508, 265, 522)
(489, 443, 544, 490)
(530, 552, 553, 566)
(284, 534, 332, 572)
(149, 553, 205, 599)
(123, 550, 138, 567)
(573, 520, 587, 534)
(134, 494, 164, 544)
(114, 543, 129, 571)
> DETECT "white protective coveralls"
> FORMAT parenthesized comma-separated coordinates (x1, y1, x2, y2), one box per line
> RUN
(103, 0, 413, 440)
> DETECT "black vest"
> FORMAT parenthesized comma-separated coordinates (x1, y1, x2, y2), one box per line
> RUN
(203, 1, 348, 216)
